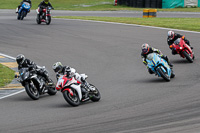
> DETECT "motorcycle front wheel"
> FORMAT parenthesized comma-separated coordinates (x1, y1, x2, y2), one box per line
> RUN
(20, 10, 25, 20)
(182, 51, 193, 63)
(63, 89, 80, 107)
(46, 16, 51, 25)
(157, 67, 170, 82)
(25, 81, 39, 100)
(89, 84, 101, 102)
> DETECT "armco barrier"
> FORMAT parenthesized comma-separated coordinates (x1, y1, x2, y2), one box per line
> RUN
(149, 9, 157, 17)
(143, 9, 149, 18)
(143, 9, 157, 18)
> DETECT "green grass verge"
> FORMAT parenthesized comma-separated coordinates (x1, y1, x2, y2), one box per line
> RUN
(0, 64, 15, 87)
(1, 0, 200, 12)
(54, 16, 200, 32)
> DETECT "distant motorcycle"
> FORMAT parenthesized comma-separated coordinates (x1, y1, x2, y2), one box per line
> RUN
(36, 6, 52, 25)
(146, 53, 175, 81)
(56, 74, 101, 107)
(170, 37, 194, 63)
(16, 67, 57, 100)
(17, 2, 31, 20)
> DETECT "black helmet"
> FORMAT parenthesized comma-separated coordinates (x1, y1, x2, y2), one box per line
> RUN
(52, 62, 63, 73)
(16, 54, 25, 65)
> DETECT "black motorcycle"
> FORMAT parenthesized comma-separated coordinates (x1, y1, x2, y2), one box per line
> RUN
(16, 68, 57, 100)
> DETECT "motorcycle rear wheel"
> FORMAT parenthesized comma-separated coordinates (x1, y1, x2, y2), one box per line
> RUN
(63, 89, 80, 106)
(182, 51, 193, 63)
(157, 67, 170, 82)
(25, 82, 39, 100)
(47, 79, 57, 95)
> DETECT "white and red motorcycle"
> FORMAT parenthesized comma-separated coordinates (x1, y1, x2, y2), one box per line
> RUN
(56, 74, 101, 107)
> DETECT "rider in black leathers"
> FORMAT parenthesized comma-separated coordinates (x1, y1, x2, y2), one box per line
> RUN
(38, 0, 54, 15)
(16, 54, 52, 87)
(16, 0, 32, 13)
(167, 30, 193, 55)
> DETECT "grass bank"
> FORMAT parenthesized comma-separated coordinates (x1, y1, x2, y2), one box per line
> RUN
(0, 0, 200, 12)
(55, 16, 200, 32)
(0, 64, 15, 87)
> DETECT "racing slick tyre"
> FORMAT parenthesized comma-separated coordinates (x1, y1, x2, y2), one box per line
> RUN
(20, 11, 25, 20)
(47, 79, 57, 95)
(157, 67, 170, 82)
(17, 13, 21, 20)
(46, 16, 51, 25)
(63, 89, 80, 107)
(25, 82, 39, 100)
(89, 84, 101, 102)
(182, 51, 193, 63)
(171, 71, 175, 78)
(36, 14, 41, 24)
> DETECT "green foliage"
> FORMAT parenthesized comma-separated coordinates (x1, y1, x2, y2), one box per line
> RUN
(0, 64, 15, 87)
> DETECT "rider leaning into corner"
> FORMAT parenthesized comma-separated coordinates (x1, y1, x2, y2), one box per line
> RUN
(52, 62, 95, 95)
(16, 54, 53, 88)
(141, 43, 173, 74)
(167, 30, 193, 55)
(38, 0, 54, 15)
(16, 0, 32, 13)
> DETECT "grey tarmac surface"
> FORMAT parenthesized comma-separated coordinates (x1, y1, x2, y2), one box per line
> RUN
(1, 10, 200, 133)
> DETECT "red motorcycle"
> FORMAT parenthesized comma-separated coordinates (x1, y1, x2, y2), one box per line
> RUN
(36, 6, 52, 25)
(169, 37, 194, 63)
(56, 75, 101, 107)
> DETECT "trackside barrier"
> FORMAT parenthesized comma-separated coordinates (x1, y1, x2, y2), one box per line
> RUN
(143, 9, 149, 18)
(143, 9, 157, 18)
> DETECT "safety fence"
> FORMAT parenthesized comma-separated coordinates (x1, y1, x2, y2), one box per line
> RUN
(117, 0, 200, 8)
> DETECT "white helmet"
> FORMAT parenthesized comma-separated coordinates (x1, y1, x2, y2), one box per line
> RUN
(168, 31, 175, 40)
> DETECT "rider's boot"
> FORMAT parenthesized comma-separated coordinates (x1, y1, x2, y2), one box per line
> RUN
(45, 75, 53, 86)
(16, 8, 18, 13)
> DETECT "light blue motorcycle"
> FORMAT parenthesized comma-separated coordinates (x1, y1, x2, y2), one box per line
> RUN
(17, 2, 31, 20)
(146, 53, 175, 81)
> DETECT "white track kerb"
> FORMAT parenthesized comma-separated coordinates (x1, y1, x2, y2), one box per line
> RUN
(1, 19, 200, 99)
(0, 53, 25, 100)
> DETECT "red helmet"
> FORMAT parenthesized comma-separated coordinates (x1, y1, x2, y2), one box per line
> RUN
(141, 43, 150, 54)
(168, 31, 175, 40)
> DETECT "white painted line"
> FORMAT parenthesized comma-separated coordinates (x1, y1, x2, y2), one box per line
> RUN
(0, 53, 16, 60)
(0, 53, 24, 100)
(0, 89, 25, 99)
(54, 18, 200, 34)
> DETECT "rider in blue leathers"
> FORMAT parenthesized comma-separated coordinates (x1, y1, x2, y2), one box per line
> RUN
(16, 0, 32, 13)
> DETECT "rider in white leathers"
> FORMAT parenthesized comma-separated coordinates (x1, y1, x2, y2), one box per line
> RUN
(52, 62, 94, 93)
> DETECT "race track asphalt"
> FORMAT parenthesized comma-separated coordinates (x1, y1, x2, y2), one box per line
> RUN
(1, 10, 200, 133)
